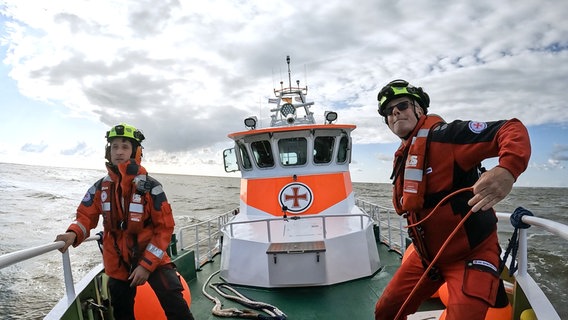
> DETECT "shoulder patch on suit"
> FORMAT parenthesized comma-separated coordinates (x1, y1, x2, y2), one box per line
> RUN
(468, 121, 487, 133)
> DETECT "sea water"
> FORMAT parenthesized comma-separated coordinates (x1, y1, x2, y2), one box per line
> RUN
(0, 162, 566, 319)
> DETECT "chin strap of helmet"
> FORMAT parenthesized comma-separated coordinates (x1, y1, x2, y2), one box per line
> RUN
(134, 145, 143, 163)
(403, 101, 422, 140)
(104, 140, 143, 164)
(384, 100, 422, 125)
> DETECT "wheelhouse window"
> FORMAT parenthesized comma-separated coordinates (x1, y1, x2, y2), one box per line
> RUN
(237, 142, 252, 170)
(278, 137, 307, 166)
(250, 140, 274, 168)
(313, 136, 334, 164)
(223, 147, 239, 172)
(337, 135, 349, 163)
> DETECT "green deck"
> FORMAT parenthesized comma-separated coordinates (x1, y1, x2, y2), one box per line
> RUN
(55, 233, 444, 320)
(185, 241, 444, 319)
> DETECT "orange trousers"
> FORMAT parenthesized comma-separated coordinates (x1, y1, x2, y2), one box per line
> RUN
(375, 234, 501, 320)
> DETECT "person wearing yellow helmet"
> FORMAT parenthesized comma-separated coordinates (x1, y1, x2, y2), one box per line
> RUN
(374, 80, 531, 320)
(376, 80, 432, 140)
(55, 123, 194, 320)
(377, 79, 430, 116)
(105, 123, 146, 164)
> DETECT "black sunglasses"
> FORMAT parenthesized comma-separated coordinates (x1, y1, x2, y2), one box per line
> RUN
(382, 101, 412, 116)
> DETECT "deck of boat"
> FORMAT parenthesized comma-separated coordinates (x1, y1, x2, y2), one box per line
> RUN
(186, 240, 445, 319)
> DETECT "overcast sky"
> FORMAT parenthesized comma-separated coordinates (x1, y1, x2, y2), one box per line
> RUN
(1, 0, 567, 187)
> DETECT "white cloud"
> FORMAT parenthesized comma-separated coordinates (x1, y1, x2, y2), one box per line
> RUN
(1, 0, 567, 185)
(21, 141, 48, 153)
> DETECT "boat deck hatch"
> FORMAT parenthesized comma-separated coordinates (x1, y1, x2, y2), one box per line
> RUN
(266, 241, 327, 285)
(266, 241, 326, 254)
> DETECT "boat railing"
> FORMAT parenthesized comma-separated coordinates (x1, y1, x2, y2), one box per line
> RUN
(220, 212, 375, 243)
(0, 235, 101, 303)
(1, 204, 566, 319)
(353, 199, 567, 320)
(177, 208, 237, 269)
(356, 199, 408, 254)
(495, 211, 567, 320)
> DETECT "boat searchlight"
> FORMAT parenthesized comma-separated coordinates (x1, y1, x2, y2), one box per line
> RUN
(244, 116, 258, 129)
(325, 111, 338, 124)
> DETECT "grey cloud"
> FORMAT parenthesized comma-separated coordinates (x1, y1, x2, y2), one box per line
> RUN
(551, 144, 568, 162)
(3, 0, 568, 153)
(29, 50, 172, 86)
(54, 13, 104, 35)
(21, 142, 48, 153)
(84, 72, 177, 110)
(128, 0, 181, 37)
(61, 142, 88, 156)
(95, 101, 249, 153)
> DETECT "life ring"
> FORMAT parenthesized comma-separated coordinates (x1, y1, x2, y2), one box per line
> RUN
(133, 272, 191, 319)
(438, 282, 512, 320)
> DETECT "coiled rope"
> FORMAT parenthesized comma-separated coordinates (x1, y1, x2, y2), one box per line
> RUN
(202, 269, 287, 319)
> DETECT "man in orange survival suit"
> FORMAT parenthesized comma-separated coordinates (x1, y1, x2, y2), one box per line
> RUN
(55, 123, 194, 320)
(374, 80, 531, 320)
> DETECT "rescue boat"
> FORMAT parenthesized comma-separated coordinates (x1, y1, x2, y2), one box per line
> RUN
(0, 56, 566, 320)
(218, 55, 379, 288)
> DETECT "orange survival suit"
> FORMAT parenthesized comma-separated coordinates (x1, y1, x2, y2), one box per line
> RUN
(375, 115, 531, 320)
(66, 159, 175, 281)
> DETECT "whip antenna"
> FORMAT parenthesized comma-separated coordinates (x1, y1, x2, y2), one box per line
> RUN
(286, 55, 292, 90)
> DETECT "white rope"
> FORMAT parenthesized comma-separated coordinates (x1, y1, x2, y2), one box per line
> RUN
(201, 269, 287, 319)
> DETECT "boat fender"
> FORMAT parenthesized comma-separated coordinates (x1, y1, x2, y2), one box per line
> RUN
(519, 309, 537, 320)
(401, 244, 439, 298)
(133, 272, 191, 319)
(438, 283, 512, 320)
(438, 304, 512, 320)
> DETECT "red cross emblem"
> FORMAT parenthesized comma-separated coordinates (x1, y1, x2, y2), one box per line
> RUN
(284, 187, 308, 207)
(468, 121, 487, 133)
(279, 182, 313, 214)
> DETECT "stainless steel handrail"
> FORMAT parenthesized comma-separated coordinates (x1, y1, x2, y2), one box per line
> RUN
(3, 204, 564, 320)
(356, 203, 564, 319)
(177, 209, 236, 269)
(356, 199, 406, 253)
(0, 235, 101, 302)
(222, 213, 374, 240)
(496, 212, 563, 320)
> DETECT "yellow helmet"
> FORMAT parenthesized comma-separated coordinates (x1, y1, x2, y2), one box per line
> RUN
(377, 79, 430, 116)
(106, 123, 145, 143)
(105, 123, 145, 163)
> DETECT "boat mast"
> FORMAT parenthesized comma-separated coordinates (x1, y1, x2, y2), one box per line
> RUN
(287, 55, 292, 91)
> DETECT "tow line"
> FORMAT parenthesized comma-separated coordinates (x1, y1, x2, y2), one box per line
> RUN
(202, 269, 287, 319)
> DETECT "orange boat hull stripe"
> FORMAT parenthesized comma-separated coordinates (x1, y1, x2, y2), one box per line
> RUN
(240, 172, 353, 216)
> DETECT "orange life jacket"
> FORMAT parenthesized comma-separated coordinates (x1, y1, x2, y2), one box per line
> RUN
(100, 168, 151, 234)
(68, 159, 174, 280)
(392, 114, 445, 214)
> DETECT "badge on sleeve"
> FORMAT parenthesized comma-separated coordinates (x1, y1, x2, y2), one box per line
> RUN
(468, 121, 487, 134)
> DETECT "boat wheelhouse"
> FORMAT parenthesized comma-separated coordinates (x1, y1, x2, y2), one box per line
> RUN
(220, 56, 380, 287)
